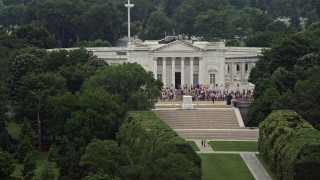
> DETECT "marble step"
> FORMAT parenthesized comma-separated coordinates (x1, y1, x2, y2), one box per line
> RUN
(175, 129, 259, 140)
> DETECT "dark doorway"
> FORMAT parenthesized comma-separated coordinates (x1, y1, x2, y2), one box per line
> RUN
(175, 72, 181, 89)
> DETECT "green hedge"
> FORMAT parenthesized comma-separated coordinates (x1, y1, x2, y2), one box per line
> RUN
(259, 110, 320, 180)
(117, 111, 201, 180)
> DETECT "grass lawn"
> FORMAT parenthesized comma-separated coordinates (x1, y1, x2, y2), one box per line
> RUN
(256, 154, 277, 180)
(210, 141, 258, 152)
(200, 154, 255, 180)
(13, 152, 59, 179)
(6, 120, 22, 139)
(187, 141, 200, 151)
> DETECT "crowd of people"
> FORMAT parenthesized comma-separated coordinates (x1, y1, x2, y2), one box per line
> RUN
(159, 84, 254, 102)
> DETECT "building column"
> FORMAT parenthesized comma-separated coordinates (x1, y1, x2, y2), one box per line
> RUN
(162, 58, 166, 85)
(153, 58, 157, 79)
(230, 62, 234, 84)
(190, 57, 194, 85)
(220, 60, 225, 87)
(181, 57, 185, 86)
(199, 58, 204, 85)
(241, 62, 245, 82)
(172, 57, 175, 86)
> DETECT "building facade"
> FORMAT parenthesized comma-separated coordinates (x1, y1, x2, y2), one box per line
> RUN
(87, 39, 262, 90)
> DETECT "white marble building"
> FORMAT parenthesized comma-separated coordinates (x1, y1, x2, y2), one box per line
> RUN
(87, 39, 262, 90)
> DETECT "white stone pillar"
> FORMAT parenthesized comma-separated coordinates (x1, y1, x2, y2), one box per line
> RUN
(190, 57, 194, 85)
(153, 58, 157, 79)
(199, 58, 204, 85)
(181, 57, 185, 86)
(231, 62, 234, 83)
(172, 57, 175, 86)
(162, 58, 166, 85)
(220, 59, 225, 86)
(242, 62, 245, 82)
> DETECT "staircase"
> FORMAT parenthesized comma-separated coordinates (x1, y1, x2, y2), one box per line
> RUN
(153, 102, 258, 140)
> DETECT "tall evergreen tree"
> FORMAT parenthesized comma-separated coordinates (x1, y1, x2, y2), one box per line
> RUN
(16, 120, 35, 163)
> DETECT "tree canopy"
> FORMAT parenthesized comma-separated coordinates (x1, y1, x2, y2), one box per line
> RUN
(248, 22, 320, 129)
(0, 0, 319, 47)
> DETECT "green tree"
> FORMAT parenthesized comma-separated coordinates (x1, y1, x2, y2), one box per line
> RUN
(230, 0, 249, 9)
(0, 5, 25, 30)
(42, 50, 69, 72)
(40, 163, 55, 180)
(25, 0, 123, 47)
(7, 53, 41, 103)
(83, 58, 108, 76)
(48, 144, 58, 162)
(80, 139, 123, 176)
(82, 39, 112, 47)
(22, 150, 36, 176)
(45, 93, 77, 138)
(247, 86, 280, 126)
(245, 31, 280, 47)
(16, 121, 35, 163)
(162, 0, 182, 17)
(0, 122, 12, 152)
(58, 66, 86, 93)
(81, 3, 123, 44)
(85, 171, 119, 180)
(194, 8, 237, 41)
(250, 0, 257, 7)
(56, 145, 85, 179)
(140, 10, 173, 40)
(174, 3, 197, 38)
(64, 87, 119, 148)
(17, 73, 66, 150)
(154, 153, 201, 180)
(13, 23, 58, 48)
(296, 53, 320, 69)
(290, 66, 320, 129)
(266, 21, 287, 33)
(248, 22, 320, 128)
(84, 62, 160, 111)
(0, 81, 9, 121)
(0, 150, 15, 179)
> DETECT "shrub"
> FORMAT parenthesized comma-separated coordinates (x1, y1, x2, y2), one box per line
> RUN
(116, 111, 201, 180)
(0, 150, 15, 178)
(259, 110, 320, 180)
(48, 144, 58, 162)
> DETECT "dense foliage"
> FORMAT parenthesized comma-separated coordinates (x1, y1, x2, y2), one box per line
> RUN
(0, 0, 319, 47)
(0, 150, 15, 179)
(248, 22, 320, 129)
(259, 110, 320, 180)
(79, 111, 201, 179)
(0, 30, 161, 177)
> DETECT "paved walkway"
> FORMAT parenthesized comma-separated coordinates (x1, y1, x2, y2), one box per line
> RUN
(241, 153, 272, 180)
(194, 139, 214, 153)
(192, 139, 272, 180)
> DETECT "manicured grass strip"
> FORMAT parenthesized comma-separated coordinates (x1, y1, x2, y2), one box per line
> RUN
(200, 154, 255, 180)
(210, 141, 258, 152)
(187, 141, 200, 151)
(6, 121, 22, 139)
(256, 154, 277, 180)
